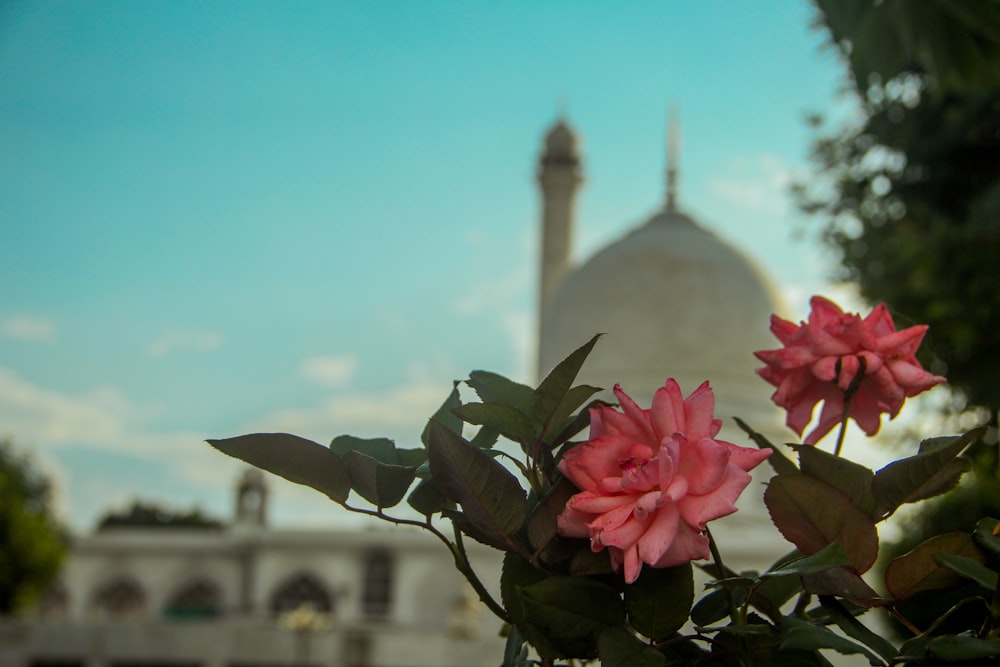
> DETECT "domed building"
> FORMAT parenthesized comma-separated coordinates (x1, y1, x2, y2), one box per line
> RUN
(535, 116, 789, 566)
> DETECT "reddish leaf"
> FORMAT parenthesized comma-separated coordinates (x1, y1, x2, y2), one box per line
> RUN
(885, 532, 985, 600)
(765, 474, 878, 573)
(427, 420, 528, 553)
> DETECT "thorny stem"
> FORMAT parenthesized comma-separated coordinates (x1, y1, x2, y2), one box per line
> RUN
(451, 524, 511, 623)
(341, 502, 509, 622)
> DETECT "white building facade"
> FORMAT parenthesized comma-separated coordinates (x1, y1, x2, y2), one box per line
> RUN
(0, 470, 506, 667)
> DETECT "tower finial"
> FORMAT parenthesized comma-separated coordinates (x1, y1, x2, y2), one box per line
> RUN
(666, 105, 680, 211)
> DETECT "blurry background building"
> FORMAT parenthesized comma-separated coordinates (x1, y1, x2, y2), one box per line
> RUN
(1, 469, 505, 667)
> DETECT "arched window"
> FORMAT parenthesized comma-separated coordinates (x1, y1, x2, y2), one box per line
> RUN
(362, 550, 393, 619)
(163, 578, 222, 619)
(35, 580, 69, 619)
(270, 572, 333, 616)
(89, 577, 146, 618)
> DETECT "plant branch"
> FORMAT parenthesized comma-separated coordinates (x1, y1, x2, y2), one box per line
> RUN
(706, 527, 742, 626)
(451, 522, 510, 622)
(342, 502, 509, 622)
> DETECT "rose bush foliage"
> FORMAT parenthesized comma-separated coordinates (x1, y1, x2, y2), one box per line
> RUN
(210, 298, 998, 666)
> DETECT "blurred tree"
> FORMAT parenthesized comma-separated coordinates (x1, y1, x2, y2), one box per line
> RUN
(796, 0, 1000, 416)
(0, 438, 66, 615)
(798, 0, 1000, 636)
(97, 500, 222, 530)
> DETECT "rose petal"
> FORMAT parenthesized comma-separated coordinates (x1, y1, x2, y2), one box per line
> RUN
(637, 503, 680, 566)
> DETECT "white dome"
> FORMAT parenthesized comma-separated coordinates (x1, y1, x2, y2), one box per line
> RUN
(539, 207, 783, 417)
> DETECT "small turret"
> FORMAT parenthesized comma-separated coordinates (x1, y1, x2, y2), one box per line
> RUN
(234, 468, 268, 528)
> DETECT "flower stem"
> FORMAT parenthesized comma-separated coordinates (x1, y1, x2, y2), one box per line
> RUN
(833, 410, 850, 458)
(833, 355, 866, 457)
(451, 524, 511, 623)
(706, 527, 742, 626)
(342, 502, 509, 622)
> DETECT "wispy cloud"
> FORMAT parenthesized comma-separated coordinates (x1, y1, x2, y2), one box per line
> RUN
(249, 368, 450, 446)
(707, 154, 798, 216)
(300, 355, 358, 389)
(148, 329, 224, 358)
(1, 315, 56, 342)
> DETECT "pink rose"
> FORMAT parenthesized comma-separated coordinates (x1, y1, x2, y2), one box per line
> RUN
(556, 380, 772, 584)
(755, 296, 946, 445)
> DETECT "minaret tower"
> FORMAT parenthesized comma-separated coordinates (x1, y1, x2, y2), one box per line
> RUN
(537, 119, 583, 377)
(665, 105, 681, 212)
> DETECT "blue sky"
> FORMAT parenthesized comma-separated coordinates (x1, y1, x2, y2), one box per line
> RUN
(0, 1, 855, 530)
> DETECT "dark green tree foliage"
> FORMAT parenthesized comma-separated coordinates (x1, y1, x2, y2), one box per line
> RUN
(97, 500, 222, 530)
(798, 0, 1000, 413)
(0, 439, 66, 615)
(801, 0, 1000, 639)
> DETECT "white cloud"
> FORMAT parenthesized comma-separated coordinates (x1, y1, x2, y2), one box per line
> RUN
(1, 315, 56, 342)
(300, 355, 358, 389)
(0, 368, 127, 447)
(249, 373, 448, 447)
(707, 154, 798, 216)
(0, 363, 440, 531)
(148, 329, 224, 358)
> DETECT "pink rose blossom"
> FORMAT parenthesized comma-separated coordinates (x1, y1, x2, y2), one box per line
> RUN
(556, 380, 771, 584)
(755, 296, 946, 445)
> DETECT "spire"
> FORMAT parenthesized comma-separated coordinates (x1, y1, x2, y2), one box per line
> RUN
(666, 105, 680, 211)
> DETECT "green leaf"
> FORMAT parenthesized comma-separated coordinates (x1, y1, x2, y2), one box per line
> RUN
(903, 457, 972, 505)
(792, 444, 877, 518)
(974, 516, 1000, 557)
(750, 550, 806, 620)
(691, 588, 738, 627)
(341, 450, 417, 508)
(421, 382, 462, 447)
(818, 595, 898, 664)
(406, 478, 450, 516)
(519, 575, 626, 659)
(926, 634, 1000, 661)
(208, 433, 350, 503)
(779, 616, 883, 666)
(934, 553, 998, 591)
(801, 567, 885, 607)
(531, 334, 601, 434)
(451, 402, 536, 443)
(760, 542, 853, 579)
(468, 425, 500, 450)
(526, 477, 577, 553)
(597, 627, 667, 667)
(467, 370, 534, 413)
(543, 384, 603, 444)
(395, 447, 428, 468)
(733, 417, 798, 476)
(329, 434, 398, 462)
(765, 474, 879, 573)
(872, 427, 985, 517)
(568, 546, 614, 575)
(550, 398, 608, 449)
(426, 419, 528, 552)
(501, 554, 562, 660)
(625, 563, 693, 642)
(502, 624, 530, 667)
(884, 532, 984, 600)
